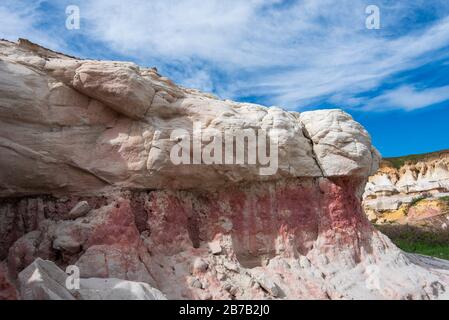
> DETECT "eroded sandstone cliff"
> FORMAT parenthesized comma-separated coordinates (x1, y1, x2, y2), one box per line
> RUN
(1, 39, 449, 300)
(364, 150, 449, 227)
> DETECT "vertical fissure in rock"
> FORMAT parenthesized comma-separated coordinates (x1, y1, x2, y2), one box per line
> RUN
(130, 192, 150, 233)
(144, 89, 157, 117)
(187, 204, 201, 249)
(299, 119, 325, 177)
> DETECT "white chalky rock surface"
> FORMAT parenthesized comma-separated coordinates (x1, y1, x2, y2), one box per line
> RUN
(0, 39, 379, 197)
(18, 258, 166, 300)
(0, 39, 449, 301)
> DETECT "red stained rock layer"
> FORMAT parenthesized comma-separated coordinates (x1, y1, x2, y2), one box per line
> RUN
(0, 177, 377, 299)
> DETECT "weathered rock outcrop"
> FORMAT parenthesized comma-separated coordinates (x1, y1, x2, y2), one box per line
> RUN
(364, 151, 449, 226)
(18, 258, 166, 300)
(0, 39, 379, 197)
(1, 39, 449, 300)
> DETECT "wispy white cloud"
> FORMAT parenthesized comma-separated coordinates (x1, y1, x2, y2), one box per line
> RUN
(2, 0, 449, 111)
(78, 0, 449, 110)
(364, 85, 449, 111)
(0, 0, 61, 50)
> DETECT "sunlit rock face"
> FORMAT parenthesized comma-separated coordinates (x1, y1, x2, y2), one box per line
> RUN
(17, 258, 166, 300)
(1, 39, 448, 300)
(0, 39, 379, 197)
(364, 152, 449, 225)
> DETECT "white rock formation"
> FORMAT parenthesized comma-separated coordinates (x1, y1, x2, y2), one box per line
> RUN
(18, 258, 166, 300)
(0, 39, 379, 197)
(364, 151, 449, 223)
(0, 39, 449, 300)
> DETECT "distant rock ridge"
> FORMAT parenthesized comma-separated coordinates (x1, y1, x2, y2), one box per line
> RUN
(364, 150, 449, 225)
(1, 39, 449, 300)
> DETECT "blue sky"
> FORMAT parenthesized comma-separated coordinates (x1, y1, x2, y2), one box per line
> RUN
(1, 0, 449, 157)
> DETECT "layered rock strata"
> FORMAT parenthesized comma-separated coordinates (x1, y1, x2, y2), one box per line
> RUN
(1, 39, 449, 300)
(364, 151, 449, 226)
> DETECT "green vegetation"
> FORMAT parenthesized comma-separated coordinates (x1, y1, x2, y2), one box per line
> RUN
(377, 225, 449, 261)
(394, 240, 449, 260)
(384, 149, 449, 169)
(439, 196, 449, 206)
(408, 195, 426, 208)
